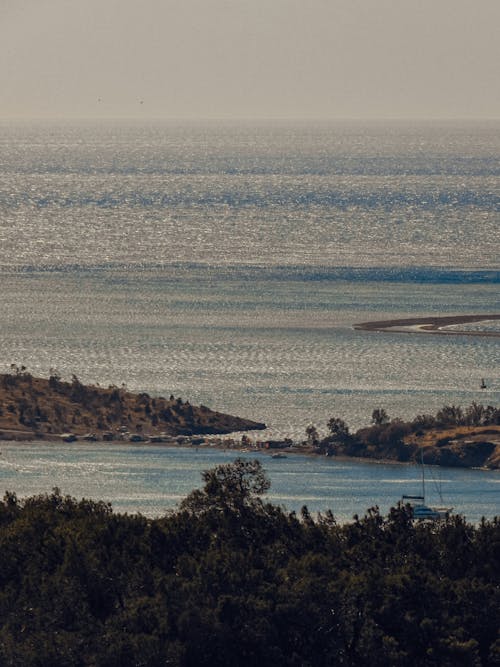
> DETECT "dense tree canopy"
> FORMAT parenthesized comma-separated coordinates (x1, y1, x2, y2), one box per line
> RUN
(0, 461, 498, 666)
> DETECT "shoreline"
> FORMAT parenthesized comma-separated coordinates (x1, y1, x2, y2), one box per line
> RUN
(0, 435, 496, 472)
(0, 436, 427, 469)
(354, 313, 500, 337)
(1, 372, 498, 471)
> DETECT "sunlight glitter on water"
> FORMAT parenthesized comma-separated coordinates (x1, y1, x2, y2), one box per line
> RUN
(0, 120, 498, 516)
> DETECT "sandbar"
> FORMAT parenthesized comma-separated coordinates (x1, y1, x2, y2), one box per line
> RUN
(354, 314, 500, 337)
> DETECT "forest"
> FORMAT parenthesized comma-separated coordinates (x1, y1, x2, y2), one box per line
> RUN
(0, 459, 498, 666)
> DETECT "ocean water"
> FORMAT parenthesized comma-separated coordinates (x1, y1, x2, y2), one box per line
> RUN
(0, 120, 498, 518)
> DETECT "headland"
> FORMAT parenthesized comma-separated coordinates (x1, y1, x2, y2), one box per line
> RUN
(0, 369, 265, 443)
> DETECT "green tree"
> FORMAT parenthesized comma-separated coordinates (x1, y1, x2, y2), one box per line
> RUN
(180, 458, 270, 515)
(371, 408, 390, 426)
(465, 402, 486, 426)
(436, 405, 464, 426)
(327, 417, 350, 441)
(305, 424, 319, 446)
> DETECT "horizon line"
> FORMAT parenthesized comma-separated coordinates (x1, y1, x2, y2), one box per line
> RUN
(1, 115, 499, 124)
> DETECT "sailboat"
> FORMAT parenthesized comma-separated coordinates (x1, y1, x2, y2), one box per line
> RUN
(402, 451, 453, 520)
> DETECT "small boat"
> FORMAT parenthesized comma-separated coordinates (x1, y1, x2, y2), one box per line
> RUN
(402, 495, 451, 520)
(129, 433, 146, 442)
(271, 452, 287, 459)
(402, 452, 452, 520)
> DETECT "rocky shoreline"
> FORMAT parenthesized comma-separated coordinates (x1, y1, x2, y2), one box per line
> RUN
(1, 369, 499, 470)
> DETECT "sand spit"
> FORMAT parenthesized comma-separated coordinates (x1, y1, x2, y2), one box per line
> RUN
(354, 314, 500, 337)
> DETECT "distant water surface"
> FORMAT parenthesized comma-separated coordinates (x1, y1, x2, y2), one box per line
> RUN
(0, 267, 497, 439)
(0, 120, 498, 513)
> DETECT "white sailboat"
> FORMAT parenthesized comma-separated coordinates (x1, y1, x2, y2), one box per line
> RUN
(402, 452, 453, 520)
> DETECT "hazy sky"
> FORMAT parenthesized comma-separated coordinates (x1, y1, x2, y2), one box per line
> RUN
(1, 0, 499, 119)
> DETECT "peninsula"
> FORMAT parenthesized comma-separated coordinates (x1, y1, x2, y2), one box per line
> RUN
(0, 369, 265, 442)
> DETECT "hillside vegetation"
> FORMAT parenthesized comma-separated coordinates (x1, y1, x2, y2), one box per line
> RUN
(306, 404, 500, 469)
(0, 368, 265, 440)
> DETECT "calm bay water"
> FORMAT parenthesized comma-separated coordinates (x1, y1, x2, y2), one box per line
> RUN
(0, 443, 497, 523)
(0, 120, 498, 518)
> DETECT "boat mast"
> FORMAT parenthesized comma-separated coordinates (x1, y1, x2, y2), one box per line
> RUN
(421, 449, 425, 500)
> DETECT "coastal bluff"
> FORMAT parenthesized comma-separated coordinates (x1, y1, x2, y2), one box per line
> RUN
(0, 370, 265, 442)
(320, 425, 500, 470)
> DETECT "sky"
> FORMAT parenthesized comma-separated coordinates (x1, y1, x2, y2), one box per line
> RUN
(1, 0, 499, 120)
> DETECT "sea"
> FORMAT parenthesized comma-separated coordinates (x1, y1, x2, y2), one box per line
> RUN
(0, 119, 498, 521)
